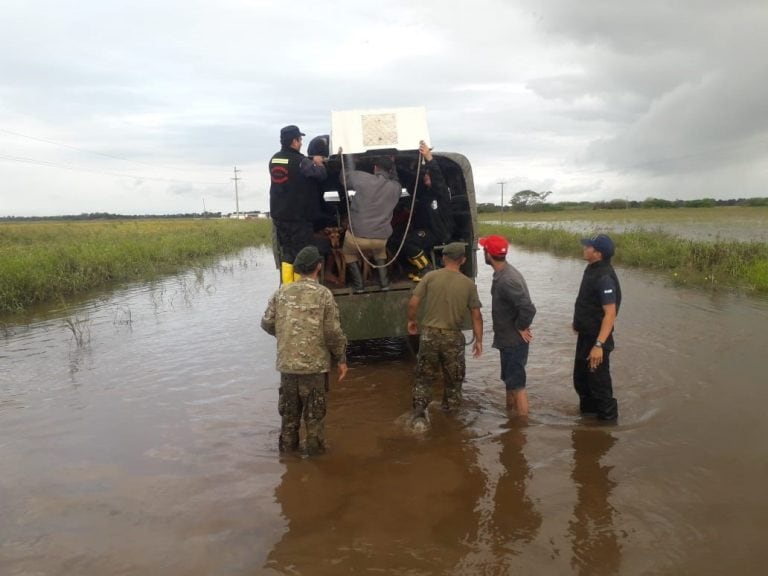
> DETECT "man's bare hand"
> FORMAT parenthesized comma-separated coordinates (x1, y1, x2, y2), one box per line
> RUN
(518, 328, 534, 343)
(419, 140, 433, 162)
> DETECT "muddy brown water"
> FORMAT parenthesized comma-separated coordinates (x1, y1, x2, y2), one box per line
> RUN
(1, 246, 767, 575)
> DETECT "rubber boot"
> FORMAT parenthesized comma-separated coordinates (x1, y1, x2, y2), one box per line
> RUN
(407, 251, 432, 282)
(375, 259, 390, 291)
(346, 262, 365, 294)
(281, 262, 294, 285)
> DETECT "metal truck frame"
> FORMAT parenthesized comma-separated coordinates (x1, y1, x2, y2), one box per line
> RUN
(271, 149, 479, 341)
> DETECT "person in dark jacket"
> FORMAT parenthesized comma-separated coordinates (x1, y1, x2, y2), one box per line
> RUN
(269, 125, 327, 284)
(479, 235, 536, 416)
(306, 134, 339, 231)
(389, 141, 455, 282)
(572, 234, 621, 421)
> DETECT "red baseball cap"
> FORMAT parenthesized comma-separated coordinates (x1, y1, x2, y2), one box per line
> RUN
(478, 235, 509, 257)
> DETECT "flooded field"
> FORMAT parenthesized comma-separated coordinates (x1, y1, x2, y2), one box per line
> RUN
(483, 207, 768, 242)
(485, 218, 768, 243)
(2, 246, 767, 575)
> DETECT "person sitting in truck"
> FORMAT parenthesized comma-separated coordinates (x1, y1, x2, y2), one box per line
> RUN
(341, 156, 402, 293)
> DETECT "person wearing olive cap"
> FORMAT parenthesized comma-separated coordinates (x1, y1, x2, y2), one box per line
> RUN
(573, 234, 621, 421)
(479, 234, 536, 417)
(407, 242, 483, 425)
(261, 245, 348, 455)
(269, 125, 328, 284)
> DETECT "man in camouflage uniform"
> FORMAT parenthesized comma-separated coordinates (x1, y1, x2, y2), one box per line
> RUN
(261, 246, 348, 455)
(407, 242, 483, 422)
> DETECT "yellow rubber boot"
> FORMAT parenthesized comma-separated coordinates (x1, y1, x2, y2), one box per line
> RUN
(409, 251, 430, 270)
(407, 251, 432, 282)
(281, 262, 294, 284)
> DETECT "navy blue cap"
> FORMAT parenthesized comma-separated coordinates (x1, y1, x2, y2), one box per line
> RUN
(280, 125, 305, 142)
(580, 234, 615, 259)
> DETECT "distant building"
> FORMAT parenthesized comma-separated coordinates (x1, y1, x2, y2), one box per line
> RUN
(226, 211, 268, 220)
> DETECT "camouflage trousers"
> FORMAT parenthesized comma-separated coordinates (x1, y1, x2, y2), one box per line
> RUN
(278, 373, 327, 455)
(413, 328, 466, 412)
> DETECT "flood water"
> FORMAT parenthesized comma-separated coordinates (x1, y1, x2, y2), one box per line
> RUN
(2, 246, 767, 575)
(485, 218, 768, 243)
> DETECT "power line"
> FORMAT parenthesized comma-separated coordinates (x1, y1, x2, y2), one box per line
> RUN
(0, 126, 202, 173)
(0, 152, 226, 186)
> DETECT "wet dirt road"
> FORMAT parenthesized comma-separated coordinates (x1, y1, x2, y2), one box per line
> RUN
(1, 246, 767, 575)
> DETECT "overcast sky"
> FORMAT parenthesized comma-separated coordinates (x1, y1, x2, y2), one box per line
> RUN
(2, 0, 767, 216)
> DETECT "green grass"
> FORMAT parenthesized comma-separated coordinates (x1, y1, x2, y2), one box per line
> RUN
(4, 208, 767, 317)
(478, 221, 768, 294)
(0, 218, 272, 316)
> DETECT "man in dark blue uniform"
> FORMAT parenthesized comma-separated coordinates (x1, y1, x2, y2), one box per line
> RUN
(269, 125, 327, 283)
(389, 141, 455, 282)
(572, 234, 621, 421)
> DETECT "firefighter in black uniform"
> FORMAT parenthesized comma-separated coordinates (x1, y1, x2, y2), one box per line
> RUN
(389, 141, 455, 281)
(572, 234, 621, 421)
(269, 125, 327, 283)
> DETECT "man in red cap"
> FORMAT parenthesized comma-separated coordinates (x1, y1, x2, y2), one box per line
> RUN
(478, 234, 536, 417)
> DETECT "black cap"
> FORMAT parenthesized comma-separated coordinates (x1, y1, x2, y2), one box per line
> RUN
(280, 125, 305, 144)
(307, 135, 329, 157)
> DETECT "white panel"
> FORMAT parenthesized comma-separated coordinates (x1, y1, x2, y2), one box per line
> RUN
(330, 107, 430, 155)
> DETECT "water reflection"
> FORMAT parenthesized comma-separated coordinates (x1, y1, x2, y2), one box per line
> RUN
(265, 418, 486, 575)
(491, 423, 542, 555)
(569, 428, 621, 576)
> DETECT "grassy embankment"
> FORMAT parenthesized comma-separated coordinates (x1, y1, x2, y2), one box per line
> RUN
(0, 218, 272, 316)
(478, 207, 768, 293)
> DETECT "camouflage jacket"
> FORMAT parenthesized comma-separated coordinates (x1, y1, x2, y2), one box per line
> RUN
(261, 278, 347, 374)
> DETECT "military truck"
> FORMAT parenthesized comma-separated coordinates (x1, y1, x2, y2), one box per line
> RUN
(270, 109, 479, 341)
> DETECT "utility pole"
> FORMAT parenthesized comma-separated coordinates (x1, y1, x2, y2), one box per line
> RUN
(202, 197, 206, 218)
(232, 166, 241, 218)
(497, 180, 507, 222)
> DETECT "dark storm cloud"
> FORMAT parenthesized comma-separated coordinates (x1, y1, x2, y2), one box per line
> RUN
(521, 0, 768, 184)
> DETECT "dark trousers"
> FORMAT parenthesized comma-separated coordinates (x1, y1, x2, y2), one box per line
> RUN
(573, 334, 618, 420)
(275, 220, 314, 263)
(388, 228, 438, 260)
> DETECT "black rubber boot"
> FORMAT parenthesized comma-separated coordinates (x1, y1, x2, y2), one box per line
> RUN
(375, 259, 390, 291)
(346, 262, 365, 294)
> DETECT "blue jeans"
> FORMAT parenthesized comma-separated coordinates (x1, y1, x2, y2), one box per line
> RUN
(500, 343, 529, 391)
